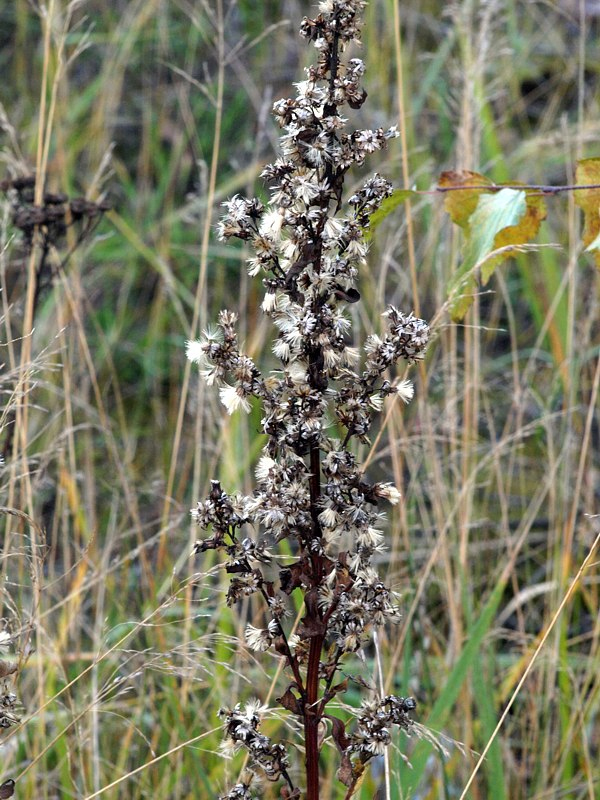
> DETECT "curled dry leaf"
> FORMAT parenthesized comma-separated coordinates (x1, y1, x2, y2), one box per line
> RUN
(0, 661, 17, 679)
(276, 686, 304, 717)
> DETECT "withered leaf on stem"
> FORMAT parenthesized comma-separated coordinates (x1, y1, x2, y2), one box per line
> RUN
(273, 636, 290, 658)
(323, 678, 348, 705)
(327, 714, 350, 753)
(276, 685, 304, 717)
(279, 558, 312, 594)
(299, 589, 326, 638)
(336, 754, 354, 787)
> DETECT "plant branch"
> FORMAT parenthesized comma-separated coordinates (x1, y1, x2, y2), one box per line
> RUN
(433, 181, 600, 195)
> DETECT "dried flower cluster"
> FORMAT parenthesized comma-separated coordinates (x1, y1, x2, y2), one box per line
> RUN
(218, 702, 294, 790)
(346, 695, 417, 758)
(186, 1, 429, 796)
(0, 174, 111, 464)
(0, 631, 19, 731)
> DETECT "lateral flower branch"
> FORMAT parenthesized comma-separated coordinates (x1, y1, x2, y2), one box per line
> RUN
(186, 2, 429, 797)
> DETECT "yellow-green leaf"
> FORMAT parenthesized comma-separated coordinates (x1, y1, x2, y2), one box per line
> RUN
(574, 157, 600, 268)
(448, 188, 527, 321)
(482, 191, 547, 283)
(365, 188, 418, 241)
(449, 275, 478, 321)
(439, 169, 548, 321)
(585, 228, 600, 253)
(438, 170, 492, 228)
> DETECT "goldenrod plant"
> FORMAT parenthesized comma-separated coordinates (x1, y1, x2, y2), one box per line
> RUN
(187, 3, 429, 797)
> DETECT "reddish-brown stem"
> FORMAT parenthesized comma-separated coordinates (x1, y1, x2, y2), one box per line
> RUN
(303, 17, 344, 799)
(317, 646, 344, 717)
(305, 434, 324, 800)
(305, 632, 325, 800)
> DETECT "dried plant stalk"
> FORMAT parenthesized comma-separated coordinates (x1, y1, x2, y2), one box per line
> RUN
(186, 2, 429, 797)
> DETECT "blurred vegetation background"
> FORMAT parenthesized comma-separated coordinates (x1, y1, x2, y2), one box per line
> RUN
(1, 0, 599, 798)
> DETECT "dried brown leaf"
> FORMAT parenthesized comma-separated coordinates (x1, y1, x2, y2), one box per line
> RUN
(276, 685, 304, 717)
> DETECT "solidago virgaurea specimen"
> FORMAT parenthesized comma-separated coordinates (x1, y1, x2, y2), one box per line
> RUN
(186, 2, 430, 797)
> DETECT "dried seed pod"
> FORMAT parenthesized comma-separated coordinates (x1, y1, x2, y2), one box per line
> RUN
(0, 780, 15, 799)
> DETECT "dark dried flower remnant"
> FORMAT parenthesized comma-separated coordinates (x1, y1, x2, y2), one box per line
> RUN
(219, 702, 293, 787)
(0, 631, 20, 730)
(0, 174, 110, 252)
(335, 695, 417, 788)
(219, 769, 259, 800)
(219, 782, 255, 800)
(347, 695, 416, 757)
